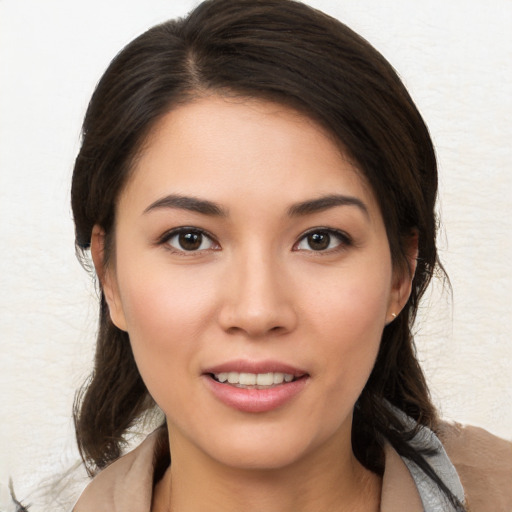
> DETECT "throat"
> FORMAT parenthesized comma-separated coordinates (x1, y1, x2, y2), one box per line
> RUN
(152, 456, 381, 512)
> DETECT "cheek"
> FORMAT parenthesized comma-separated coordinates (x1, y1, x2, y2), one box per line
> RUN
(304, 263, 391, 387)
(114, 262, 219, 393)
(118, 262, 217, 339)
(307, 263, 391, 338)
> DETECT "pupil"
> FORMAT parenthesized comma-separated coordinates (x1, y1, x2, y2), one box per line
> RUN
(179, 232, 202, 250)
(308, 232, 330, 250)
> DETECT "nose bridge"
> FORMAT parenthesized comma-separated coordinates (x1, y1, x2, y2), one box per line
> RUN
(219, 242, 296, 337)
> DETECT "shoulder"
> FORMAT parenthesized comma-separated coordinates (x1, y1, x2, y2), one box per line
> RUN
(73, 429, 163, 512)
(437, 420, 512, 512)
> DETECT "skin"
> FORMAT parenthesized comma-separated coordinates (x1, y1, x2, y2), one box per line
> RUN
(92, 96, 415, 512)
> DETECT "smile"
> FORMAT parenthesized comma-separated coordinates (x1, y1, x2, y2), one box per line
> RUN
(212, 371, 296, 388)
(203, 362, 309, 413)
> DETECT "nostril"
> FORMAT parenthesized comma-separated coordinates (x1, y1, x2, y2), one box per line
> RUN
(217, 296, 298, 337)
(224, 324, 287, 337)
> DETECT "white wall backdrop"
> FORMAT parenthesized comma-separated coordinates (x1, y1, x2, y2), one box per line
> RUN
(1, 0, 511, 510)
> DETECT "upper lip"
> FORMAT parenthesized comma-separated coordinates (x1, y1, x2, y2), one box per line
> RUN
(202, 359, 309, 377)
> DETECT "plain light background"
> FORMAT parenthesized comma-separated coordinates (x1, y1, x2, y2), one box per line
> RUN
(1, 0, 511, 509)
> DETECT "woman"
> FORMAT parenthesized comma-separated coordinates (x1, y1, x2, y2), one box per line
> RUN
(71, 0, 512, 510)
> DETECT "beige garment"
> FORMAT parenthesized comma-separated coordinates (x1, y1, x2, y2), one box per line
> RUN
(73, 422, 512, 512)
(438, 422, 512, 511)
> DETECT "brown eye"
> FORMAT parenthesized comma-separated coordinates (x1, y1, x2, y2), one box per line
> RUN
(165, 229, 216, 252)
(295, 229, 350, 252)
(179, 232, 203, 250)
(307, 232, 330, 251)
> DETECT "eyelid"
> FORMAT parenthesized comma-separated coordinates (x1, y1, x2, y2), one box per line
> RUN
(157, 226, 220, 253)
(293, 227, 352, 252)
(156, 226, 351, 254)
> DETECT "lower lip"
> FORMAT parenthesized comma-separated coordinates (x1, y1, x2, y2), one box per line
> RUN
(203, 375, 308, 413)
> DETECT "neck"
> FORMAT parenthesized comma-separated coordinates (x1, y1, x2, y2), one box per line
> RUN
(153, 429, 381, 512)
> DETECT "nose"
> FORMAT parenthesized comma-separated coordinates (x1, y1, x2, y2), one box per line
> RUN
(217, 252, 298, 338)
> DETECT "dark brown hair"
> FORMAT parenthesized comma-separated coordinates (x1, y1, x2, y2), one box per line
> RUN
(72, 1, 463, 509)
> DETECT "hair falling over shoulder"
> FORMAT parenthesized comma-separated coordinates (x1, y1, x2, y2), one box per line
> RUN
(72, 1, 464, 509)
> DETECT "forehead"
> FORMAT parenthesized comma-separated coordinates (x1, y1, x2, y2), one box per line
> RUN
(121, 95, 379, 219)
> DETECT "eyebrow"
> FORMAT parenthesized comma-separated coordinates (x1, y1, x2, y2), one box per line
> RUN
(287, 194, 369, 218)
(143, 194, 228, 216)
(143, 193, 368, 219)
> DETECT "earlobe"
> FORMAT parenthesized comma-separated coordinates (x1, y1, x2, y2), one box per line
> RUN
(387, 231, 419, 323)
(90, 225, 127, 331)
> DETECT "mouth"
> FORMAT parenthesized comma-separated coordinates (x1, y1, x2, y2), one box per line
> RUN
(202, 361, 309, 412)
(208, 371, 304, 389)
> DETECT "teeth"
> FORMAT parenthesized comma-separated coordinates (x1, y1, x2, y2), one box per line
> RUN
(213, 371, 296, 386)
(256, 373, 273, 386)
(273, 373, 284, 384)
(240, 372, 256, 385)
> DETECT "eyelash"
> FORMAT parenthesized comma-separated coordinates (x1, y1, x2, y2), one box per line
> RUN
(293, 228, 352, 254)
(157, 227, 220, 255)
(157, 227, 352, 255)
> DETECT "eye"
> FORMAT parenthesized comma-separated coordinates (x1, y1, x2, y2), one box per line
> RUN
(295, 229, 350, 252)
(161, 228, 218, 252)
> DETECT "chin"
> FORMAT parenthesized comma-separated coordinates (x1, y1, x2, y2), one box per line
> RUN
(186, 419, 348, 473)
(208, 438, 311, 471)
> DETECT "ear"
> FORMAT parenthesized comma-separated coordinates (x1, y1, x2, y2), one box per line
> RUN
(386, 231, 419, 324)
(90, 225, 127, 331)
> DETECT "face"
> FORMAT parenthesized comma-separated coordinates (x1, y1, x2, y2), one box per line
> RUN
(95, 96, 410, 472)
